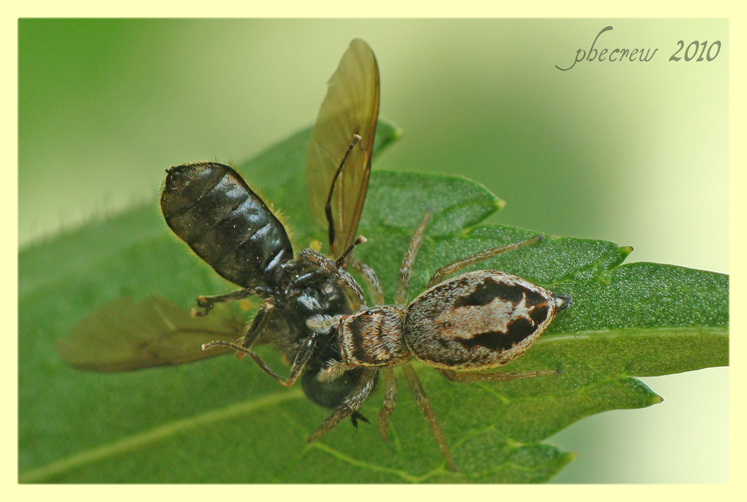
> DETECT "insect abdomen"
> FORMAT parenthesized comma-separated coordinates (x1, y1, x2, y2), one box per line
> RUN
(160, 162, 293, 289)
(403, 270, 563, 370)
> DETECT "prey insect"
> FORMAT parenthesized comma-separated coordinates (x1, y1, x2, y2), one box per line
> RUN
(57, 39, 381, 426)
(297, 211, 572, 470)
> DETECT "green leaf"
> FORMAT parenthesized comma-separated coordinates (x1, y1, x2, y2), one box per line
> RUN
(19, 121, 728, 483)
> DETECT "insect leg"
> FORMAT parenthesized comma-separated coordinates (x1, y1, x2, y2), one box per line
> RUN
(325, 134, 362, 254)
(394, 210, 433, 306)
(335, 235, 367, 268)
(239, 301, 275, 349)
(194, 286, 271, 317)
(401, 363, 457, 471)
(203, 304, 318, 388)
(437, 368, 559, 382)
(201, 300, 275, 354)
(426, 235, 545, 289)
(300, 248, 365, 309)
(203, 334, 318, 388)
(377, 367, 397, 441)
(307, 367, 378, 443)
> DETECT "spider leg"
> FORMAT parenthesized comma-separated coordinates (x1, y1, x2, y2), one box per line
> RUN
(378, 367, 397, 441)
(401, 363, 457, 471)
(426, 235, 545, 289)
(394, 211, 432, 306)
(300, 248, 365, 309)
(437, 368, 558, 382)
(316, 358, 358, 382)
(350, 257, 385, 305)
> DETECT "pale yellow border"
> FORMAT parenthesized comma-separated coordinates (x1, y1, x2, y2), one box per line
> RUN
(6, 1, 744, 498)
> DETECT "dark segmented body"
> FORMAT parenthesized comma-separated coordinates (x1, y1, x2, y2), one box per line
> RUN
(161, 163, 293, 290)
(161, 162, 375, 416)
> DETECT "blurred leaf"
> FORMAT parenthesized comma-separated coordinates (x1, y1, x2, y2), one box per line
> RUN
(19, 122, 728, 483)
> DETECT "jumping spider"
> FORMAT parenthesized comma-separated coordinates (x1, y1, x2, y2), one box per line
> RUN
(302, 211, 571, 470)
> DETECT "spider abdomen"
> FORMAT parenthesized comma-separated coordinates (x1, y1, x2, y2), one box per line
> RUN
(404, 270, 569, 371)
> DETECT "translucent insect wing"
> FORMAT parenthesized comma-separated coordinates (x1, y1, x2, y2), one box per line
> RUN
(305, 38, 380, 257)
(56, 296, 242, 371)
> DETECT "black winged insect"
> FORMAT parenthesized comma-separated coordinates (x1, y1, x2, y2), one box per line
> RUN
(57, 39, 381, 427)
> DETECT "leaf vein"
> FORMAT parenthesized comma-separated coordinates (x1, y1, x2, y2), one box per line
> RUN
(19, 389, 304, 483)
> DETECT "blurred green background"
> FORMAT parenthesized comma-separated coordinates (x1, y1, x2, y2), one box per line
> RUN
(18, 19, 728, 482)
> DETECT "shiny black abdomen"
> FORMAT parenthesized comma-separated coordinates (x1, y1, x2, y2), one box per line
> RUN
(161, 164, 372, 415)
(161, 163, 293, 290)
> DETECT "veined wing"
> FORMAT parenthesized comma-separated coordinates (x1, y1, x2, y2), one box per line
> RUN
(305, 38, 380, 258)
(56, 296, 243, 372)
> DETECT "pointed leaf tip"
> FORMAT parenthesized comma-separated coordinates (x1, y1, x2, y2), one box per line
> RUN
(649, 394, 664, 405)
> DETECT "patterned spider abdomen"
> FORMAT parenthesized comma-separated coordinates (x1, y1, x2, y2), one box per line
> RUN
(338, 306, 410, 367)
(403, 270, 570, 371)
